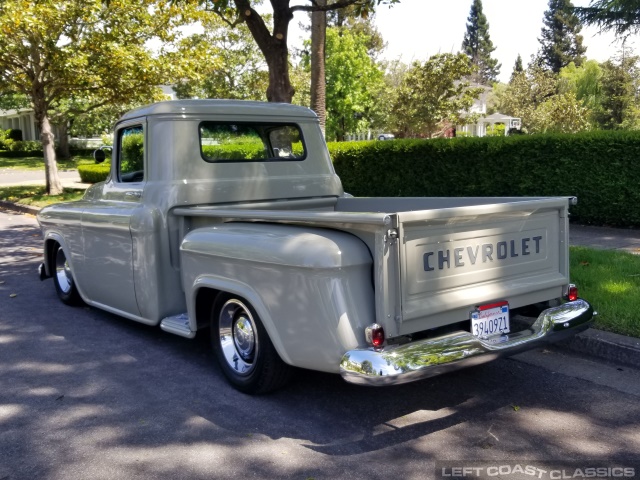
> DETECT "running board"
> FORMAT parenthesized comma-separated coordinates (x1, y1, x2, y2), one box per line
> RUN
(160, 313, 196, 339)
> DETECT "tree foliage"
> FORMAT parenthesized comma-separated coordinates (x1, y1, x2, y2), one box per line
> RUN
(461, 0, 500, 84)
(203, 0, 398, 103)
(499, 60, 591, 133)
(0, 0, 191, 194)
(574, 0, 640, 37)
(510, 54, 524, 82)
(172, 17, 268, 100)
(539, 0, 587, 73)
(596, 54, 640, 129)
(390, 53, 482, 138)
(306, 26, 385, 141)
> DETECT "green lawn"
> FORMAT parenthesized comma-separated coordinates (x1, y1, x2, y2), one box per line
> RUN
(570, 246, 640, 338)
(0, 154, 94, 171)
(0, 185, 85, 207)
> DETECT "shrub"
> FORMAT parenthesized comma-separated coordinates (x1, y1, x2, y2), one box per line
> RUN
(121, 133, 144, 172)
(8, 140, 43, 152)
(6, 129, 23, 141)
(78, 163, 110, 183)
(328, 131, 640, 227)
(201, 143, 266, 160)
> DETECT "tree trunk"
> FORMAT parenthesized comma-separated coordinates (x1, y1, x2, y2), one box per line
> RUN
(264, 43, 295, 103)
(236, 0, 295, 103)
(310, 0, 327, 136)
(57, 120, 71, 159)
(35, 107, 63, 195)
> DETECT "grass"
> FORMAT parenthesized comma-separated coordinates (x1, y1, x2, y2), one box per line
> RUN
(570, 246, 640, 338)
(0, 154, 94, 171)
(0, 185, 85, 207)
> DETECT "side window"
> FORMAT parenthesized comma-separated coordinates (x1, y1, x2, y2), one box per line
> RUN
(118, 125, 144, 183)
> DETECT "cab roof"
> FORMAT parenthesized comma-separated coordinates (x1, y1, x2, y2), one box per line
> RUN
(118, 99, 318, 122)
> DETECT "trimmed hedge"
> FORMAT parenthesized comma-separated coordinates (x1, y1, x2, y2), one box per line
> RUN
(328, 131, 640, 227)
(78, 163, 110, 184)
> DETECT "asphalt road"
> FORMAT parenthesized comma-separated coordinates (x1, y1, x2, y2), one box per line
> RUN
(1, 209, 639, 480)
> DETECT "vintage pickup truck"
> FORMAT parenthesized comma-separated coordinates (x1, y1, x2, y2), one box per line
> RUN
(38, 100, 594, 394)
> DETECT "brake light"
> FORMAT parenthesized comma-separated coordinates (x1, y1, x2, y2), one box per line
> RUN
(567, 284, 579, 302)
(365, 324, 385, 348)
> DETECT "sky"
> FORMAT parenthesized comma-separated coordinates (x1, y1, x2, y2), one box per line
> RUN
(288, 0, 637, 83)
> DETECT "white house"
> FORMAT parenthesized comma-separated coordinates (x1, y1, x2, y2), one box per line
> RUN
(0, 108, 40, 140)
(457, 84, 521, 137)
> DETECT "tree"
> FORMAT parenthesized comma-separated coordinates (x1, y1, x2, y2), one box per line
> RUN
(319, 27, 385, 141)
(0, 0, 190, 194)
(539, 0, 587, 73)
(310, 0, 328, 135)
(172, 17, 268, 100)
(204, 0, 398, 104)
(390, 53, 483, 138)
(499, 60, 591, 133)
(510, 54, 524, 82)
(559, 59, 603, 121)
(461, 0, 501, 84)
(596, 54, 640, 129)
(574, 0, 640, 37)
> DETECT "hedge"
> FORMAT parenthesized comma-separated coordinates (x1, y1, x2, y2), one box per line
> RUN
(328, 131, 640, 227)
(78, 164, 110, 184)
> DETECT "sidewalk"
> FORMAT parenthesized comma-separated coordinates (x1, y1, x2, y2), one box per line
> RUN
(570, 224, 640, 254)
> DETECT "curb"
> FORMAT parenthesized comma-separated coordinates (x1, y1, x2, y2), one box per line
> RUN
(0, 200, 40, 216)
(559, 328, 640, 369)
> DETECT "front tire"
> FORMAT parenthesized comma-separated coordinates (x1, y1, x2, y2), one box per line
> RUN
(52, 244, 82, 306)
(211, 294, 291, 394)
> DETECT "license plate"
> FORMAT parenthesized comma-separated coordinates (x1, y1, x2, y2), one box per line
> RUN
(471, 301, 510, 338)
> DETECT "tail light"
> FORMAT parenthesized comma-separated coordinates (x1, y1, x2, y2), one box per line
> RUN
(566, 284, 579, 302)
(365, 323, 385, 348)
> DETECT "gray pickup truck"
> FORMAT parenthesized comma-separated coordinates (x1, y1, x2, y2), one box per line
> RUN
(38, 100, 594, 393)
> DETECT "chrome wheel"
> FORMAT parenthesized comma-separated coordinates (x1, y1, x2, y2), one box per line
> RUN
(55, 247, 73, 294)
(218, 299, 258, 375)
(52, 243, 82, 306)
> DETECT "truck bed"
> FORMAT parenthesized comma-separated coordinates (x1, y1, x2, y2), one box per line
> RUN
(173, 196, 572, 339)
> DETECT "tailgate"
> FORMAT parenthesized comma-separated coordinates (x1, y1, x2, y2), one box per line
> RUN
(396, 198, 570, 333)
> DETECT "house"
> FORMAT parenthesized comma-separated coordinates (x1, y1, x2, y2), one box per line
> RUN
(0, 108, 40, 141)
(457, 84, 521, 137)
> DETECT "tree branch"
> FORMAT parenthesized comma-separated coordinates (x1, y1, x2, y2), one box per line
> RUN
(291, 0, 365, 13)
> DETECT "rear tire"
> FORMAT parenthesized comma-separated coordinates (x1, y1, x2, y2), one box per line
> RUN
(211, 294, 292, 394)
(52, 244, 82, 306)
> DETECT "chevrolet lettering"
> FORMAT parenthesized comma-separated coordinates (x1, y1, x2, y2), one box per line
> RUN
(36, 99, 594, 394)
(424, 235, 544, 271)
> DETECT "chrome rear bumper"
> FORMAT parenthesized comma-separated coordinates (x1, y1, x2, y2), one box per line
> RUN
(340, 299, 594, 386)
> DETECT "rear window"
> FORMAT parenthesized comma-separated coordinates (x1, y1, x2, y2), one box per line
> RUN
(199, 122, 306, 162)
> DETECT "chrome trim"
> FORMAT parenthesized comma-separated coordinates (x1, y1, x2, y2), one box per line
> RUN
(218, 299, 258, 376)
(55, 248, 73, 294)
(340, 299, 594, 386)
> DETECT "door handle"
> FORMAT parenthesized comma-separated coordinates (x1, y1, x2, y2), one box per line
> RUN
(125, 191, 141, 198)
